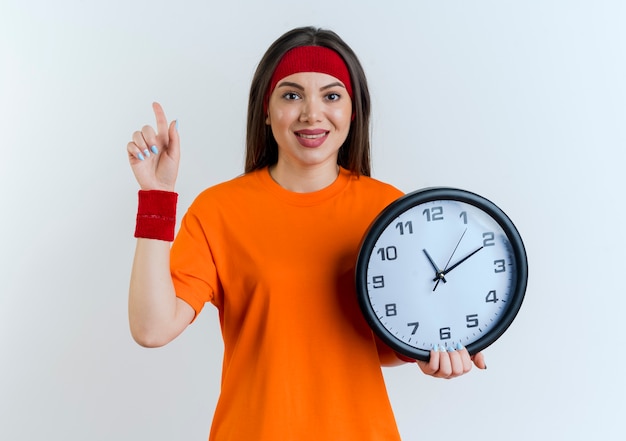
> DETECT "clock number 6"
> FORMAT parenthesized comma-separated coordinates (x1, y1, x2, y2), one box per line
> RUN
(439, 327, 451, 340)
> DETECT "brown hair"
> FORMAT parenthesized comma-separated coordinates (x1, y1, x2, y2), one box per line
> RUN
(244, 26, 372, 176)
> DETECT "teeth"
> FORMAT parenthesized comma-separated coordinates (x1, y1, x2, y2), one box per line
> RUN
(298, 132, 326, 139)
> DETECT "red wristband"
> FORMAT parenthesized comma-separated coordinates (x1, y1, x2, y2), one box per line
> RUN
(134, 190, 178, 241)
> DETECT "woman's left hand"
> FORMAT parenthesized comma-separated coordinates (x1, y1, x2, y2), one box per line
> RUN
(416, 346, 486, 379)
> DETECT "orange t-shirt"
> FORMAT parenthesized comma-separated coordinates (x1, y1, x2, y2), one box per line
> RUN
(170, 167, 404, 441)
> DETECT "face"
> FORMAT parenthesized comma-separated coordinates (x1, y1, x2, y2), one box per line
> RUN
(266, 72, 352, 173)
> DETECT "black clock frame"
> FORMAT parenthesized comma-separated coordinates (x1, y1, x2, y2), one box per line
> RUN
(355, 187, 528, 361)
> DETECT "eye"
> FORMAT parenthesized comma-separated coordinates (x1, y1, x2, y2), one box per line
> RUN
(282, 92, 301, 100)
(325, 92, 341, 101)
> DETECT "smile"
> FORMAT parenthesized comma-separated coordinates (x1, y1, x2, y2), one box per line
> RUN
(294, 130, 329, 148)
(296, 130, 329, 139)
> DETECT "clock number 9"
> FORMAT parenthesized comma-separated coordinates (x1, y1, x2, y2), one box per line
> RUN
(371, 275, 385, 289)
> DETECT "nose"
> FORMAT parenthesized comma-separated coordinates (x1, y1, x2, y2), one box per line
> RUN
(299, 97, 322, 123)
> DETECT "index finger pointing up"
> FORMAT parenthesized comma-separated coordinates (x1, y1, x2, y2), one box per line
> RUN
(152, 101, 170, 142)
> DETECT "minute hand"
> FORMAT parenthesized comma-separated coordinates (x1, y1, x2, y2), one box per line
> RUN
(433, 246, 484, 281)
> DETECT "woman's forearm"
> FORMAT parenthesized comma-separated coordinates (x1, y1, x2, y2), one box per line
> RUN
(128, 238, 193, 347)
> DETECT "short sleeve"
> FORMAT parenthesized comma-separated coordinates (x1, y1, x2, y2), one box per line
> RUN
(170, 206, 220, 317)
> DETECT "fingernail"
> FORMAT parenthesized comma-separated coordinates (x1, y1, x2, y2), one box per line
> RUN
(432, 344, 439, 352)
(151, 145, 158, 155)
(143, 149, 151, 158)
(138, 152, 145, 161)
(455, 342, 464, 351)
(447, 346, 455, 352)
(439, 345, 447, 353)
(175, 120, 179, 131)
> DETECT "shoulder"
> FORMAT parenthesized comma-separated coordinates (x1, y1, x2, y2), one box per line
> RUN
(188, 170, 264, 211)
(347, 173, 404, 203)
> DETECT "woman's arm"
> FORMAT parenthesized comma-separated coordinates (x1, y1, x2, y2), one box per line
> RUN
(126, 102, 193, 347)
(128, 239, 194, 347)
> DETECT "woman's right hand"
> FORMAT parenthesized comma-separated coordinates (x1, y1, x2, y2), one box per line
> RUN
(127, 102, 180, 192)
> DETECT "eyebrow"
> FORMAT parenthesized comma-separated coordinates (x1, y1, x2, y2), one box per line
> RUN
(276, 81, 346, 92)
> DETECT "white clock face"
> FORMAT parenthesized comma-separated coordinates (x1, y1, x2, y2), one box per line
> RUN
(364, 198, 519, 356)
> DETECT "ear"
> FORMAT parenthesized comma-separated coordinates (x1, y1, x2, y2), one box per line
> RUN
(265, 113, 271, 125)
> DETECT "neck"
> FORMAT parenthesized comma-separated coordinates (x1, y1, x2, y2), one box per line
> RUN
(269, 161, 340, 193)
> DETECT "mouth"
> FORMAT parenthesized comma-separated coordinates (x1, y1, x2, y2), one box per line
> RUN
(294, 129, 330, 148)
(295, 129, 329, 139)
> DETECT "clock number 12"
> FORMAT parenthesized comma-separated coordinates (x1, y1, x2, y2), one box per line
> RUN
(423, 206, 444, 222)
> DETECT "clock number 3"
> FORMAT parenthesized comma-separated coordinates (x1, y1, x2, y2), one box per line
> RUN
(494, 259, 506, 273)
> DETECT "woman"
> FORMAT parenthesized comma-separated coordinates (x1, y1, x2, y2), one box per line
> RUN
(127, 26, 485, 441)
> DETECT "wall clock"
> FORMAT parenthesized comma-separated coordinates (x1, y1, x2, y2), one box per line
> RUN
(356, 188, 528, 361)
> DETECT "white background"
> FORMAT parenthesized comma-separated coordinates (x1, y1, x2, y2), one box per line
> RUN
(1, 1, 624, 439)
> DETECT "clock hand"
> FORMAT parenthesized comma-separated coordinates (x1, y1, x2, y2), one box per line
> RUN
(433, 246, 484, 281)
(422, 249, 447, 284)
(443, 228, 467, 270)
(432, 228, 467, 291)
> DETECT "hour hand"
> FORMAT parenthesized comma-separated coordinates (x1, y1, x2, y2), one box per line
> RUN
(422, 249, 446, 284)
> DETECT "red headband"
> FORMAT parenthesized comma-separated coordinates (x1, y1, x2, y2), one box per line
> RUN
(265, 46, 353, 111)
